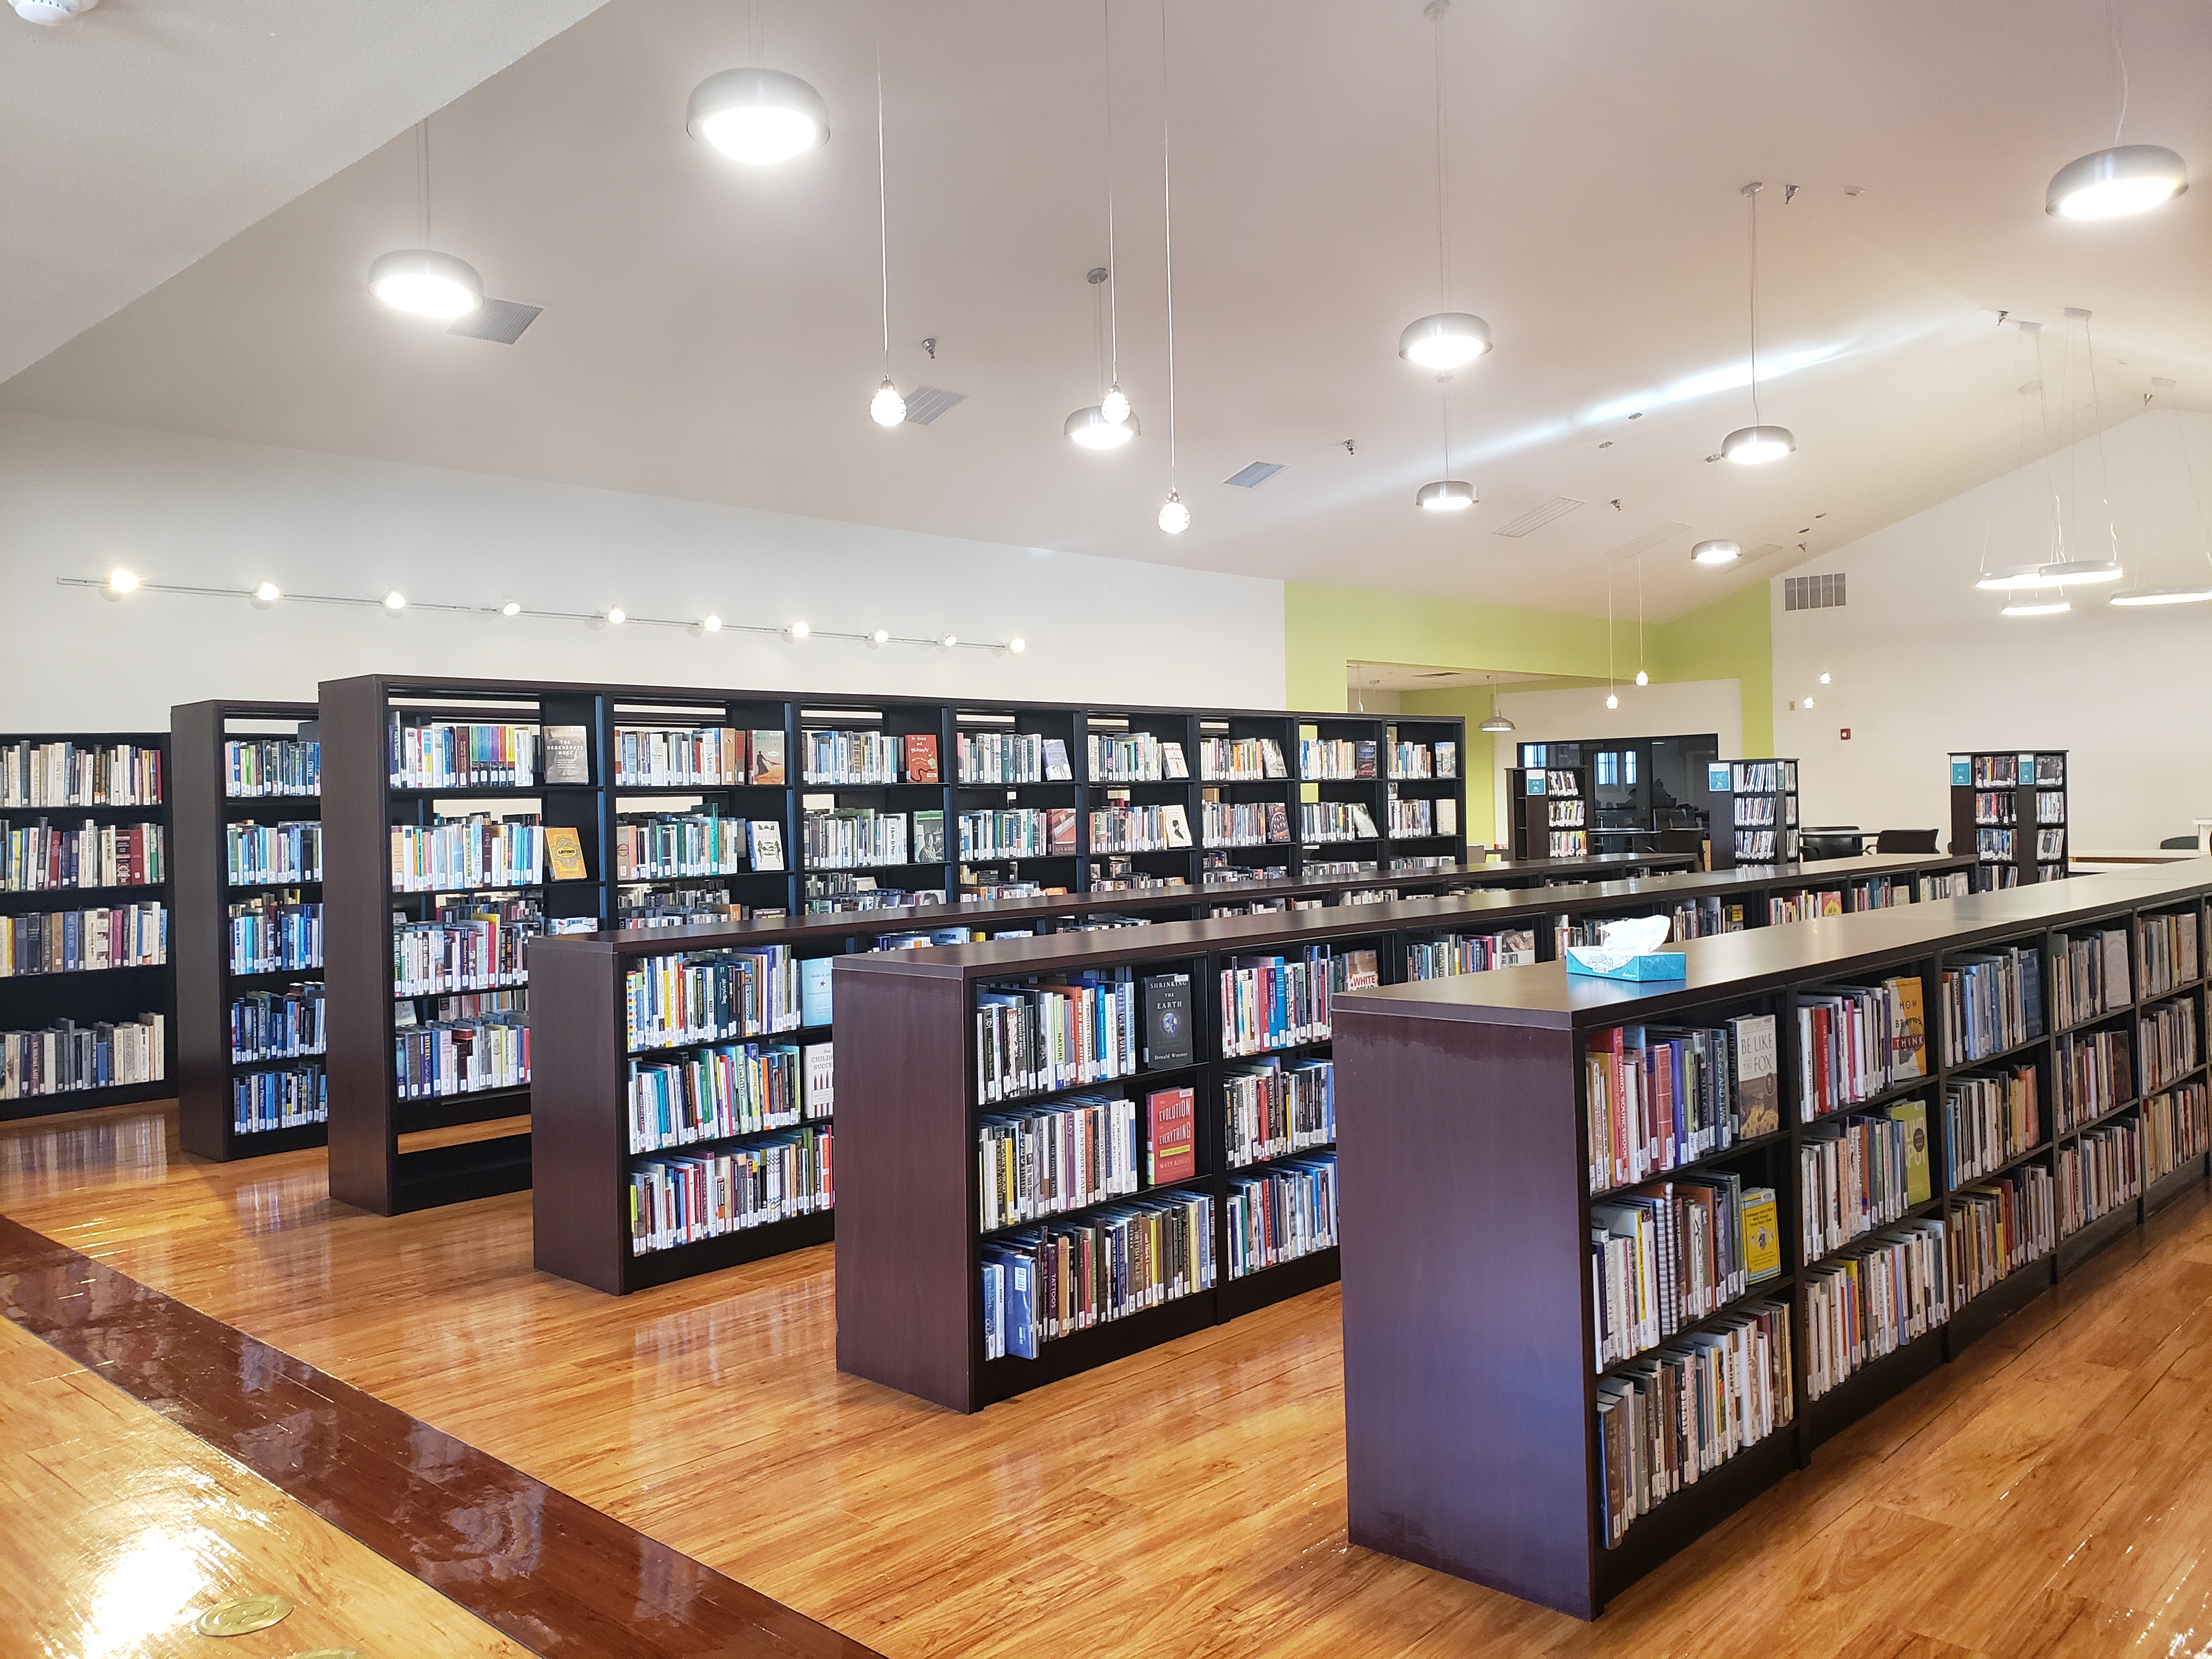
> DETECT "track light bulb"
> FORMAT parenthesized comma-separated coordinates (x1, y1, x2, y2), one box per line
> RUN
(1008, 636, 1026, 654)
(383, 590, 407, 610)
(787, 619, 810, 640)
(108, 569, 138, 593)
(499, 598, 523, 617)
(871, 380, 907, 426)
(603, 608, 626, 625)
(702, 614, 723, 632)
(871, 628, 891, 645)
(941, 633, 958, 648)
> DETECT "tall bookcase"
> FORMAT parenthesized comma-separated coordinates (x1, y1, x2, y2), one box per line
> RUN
(1949, 749, 2068, 890)
(1331, 863, 2211, 1618)
(0, 730, 174, 1122)
(1708, 758, 1800, 868)
(172, 700, 328, 1161)
(1505, 762, 1590, 862)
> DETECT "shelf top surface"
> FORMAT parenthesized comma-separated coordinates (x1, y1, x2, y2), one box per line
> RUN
(1334, 859, 2212, 1032)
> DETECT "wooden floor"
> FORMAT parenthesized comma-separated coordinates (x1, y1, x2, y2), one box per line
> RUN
(8, 1101, 2212, 1657)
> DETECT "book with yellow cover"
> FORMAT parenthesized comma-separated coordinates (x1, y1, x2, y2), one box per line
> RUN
(1887, 1098, 1933, 1204)
(1741, 1186, 1782, 1282)
(1889, 974, 1927, 1079)
(545, 825, 589, 882)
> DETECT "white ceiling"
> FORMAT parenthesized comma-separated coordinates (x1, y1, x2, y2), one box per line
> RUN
(5, 0, 2209, 620)
(0, 0, 608, 382)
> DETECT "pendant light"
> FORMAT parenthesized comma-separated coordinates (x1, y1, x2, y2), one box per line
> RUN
(1479, 684, 1514, 735)
(2110, 385, 2212, 604)
(1399, 2, 1492, 371)
(1098, 5, 1133, 430)
(1720, 183, 1793, 465)
(370, 122, 483, 320)
(1634, 556, 1649, 685)
(1691, 539, 1742, 566)
(2046, 11, 2186, 218)
(1604, 573, 1619, 710)
(687, 69, 830, 165)
(1155, 0, 1185, 533)
(1068, 269, 1138, 449)
(867, 24, 905, 428)
(1976, 328, 2069, 594)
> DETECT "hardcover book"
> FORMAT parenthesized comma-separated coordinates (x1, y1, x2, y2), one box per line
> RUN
(913, 809, 946, 863)
(544, 825, 590, 882)
(751, 731, 787, 786)
(1730, 1013, 1780, 1136)
(748, 819, 785, 872)
(1740, 1186, 1782, 1281)
(1147, 1086, 1197, 1184)
(1887, 1098, 1933, 1204)
(804, 1041, 834, 1118)
(1046, 807, 1077, 856)
(1042, 738, 1073, 782)
(903, 733, 940, 784)
(1162, 804, 1193, 849)
(1161, 741, 1189, 780)
(543, 726, 591, 786)
(1144, 973, 1193, 1068)
(1888, 975, 1927, 1079)
(802, 957, 833, 1026)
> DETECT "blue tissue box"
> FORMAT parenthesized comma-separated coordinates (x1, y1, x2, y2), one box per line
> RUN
(1565, 947, 1688, 981)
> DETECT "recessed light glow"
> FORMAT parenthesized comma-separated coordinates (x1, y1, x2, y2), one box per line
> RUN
(383, 590, 407, 610)
(1722, 425, 1795, 464)
(1691, 539, 1742, 566)
(2108, 586, 2212, 606)
(366, 249, 483, 319)
(686, 67, 831, 166)
(1066, 405, 1138, 449)
(1397, 312, 1492, 369)
(2046, 145, 2188, 219)
(1415, 479, 1476, 512)
(2001, 599, 2072, 617)
(871, 628, 891, 645)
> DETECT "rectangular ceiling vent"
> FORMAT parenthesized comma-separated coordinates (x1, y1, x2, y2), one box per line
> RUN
(902, 386, 967, 424)
(448, 298, 542, 345)
(1491, 496, 1584, 538)
(1784, 572, 1847, 611)
(1223, 461, 1284, 488)
(1746, 541, 1788, 561)
(1601, 521, 1693, 560)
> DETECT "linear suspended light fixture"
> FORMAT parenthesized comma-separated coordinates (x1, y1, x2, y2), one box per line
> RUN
(2108, 586, 2212, 605)
(2038, 558, 2123, 583)
(2001, 599, 2072, 617)
(1976, 567, 2065, 591)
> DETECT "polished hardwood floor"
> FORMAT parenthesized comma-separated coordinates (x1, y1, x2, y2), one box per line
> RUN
(7, 1099, 2212, 1657)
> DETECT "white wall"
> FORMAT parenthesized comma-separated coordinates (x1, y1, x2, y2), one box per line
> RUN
(1488, 679, 1744, 837)
(1772, 408, 2212, 851)
(0, 411, 1286, 730)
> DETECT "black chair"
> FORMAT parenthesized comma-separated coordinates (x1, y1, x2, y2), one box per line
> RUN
(2160, 836, 2201, 850)
(1875, 829, 1940, 855)
(1799, 826, 1866, 861)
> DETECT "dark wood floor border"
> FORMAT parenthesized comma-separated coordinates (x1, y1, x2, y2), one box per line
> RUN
(0, 1214, 881, 1659)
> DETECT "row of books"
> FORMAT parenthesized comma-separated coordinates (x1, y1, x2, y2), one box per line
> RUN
(2054, 1026, 2134, 1133)
(1945, 1064, 2039, 1187)
(980, 1189, 1215, 1359)
(1089, 803, 1192, 853)
(1226, 1154, 1338, 1279)
(223, 736, 319, 798)
(1971, 792, 2017, 827)
(1222, 946, 1353, 1057)
(978, 1092, 1143, 1231)
(1198, 736, 1288, 781)
(1523, 768, 1579, 798)
(628, 1126, 833, 1255)
(2034, 789, 2066, 823)
(1596, 1301, 1792, 1548)
(227, 821, 321, 887)
(1666, 896, 1748, 939)
(1949, 1166, 2054, 1303)
(1224, 1055, 1334, 1168)
(1955, 752, 2063, 787)
(956, 730, 1073, 784)
(1201, 801, 1289, 849)
(802, 729, 940, 786)
(1803, 1218, 1949, 1400)
(628, 1040, 827, 1153)
(0, 741, 162, 808)
(2053, 927, 2132, 1029)
(1, 819, 165, 891)
(390, 817, 543, 893)
(1797, 977, 1927, 1120)
(398, 988, 525, 1027)
(613, 813, 748, 881)
(2145, 1081, 2211, 1182)
(2140, 996, 2200, 1094)
(974, 970, 1155, 1103)
(1801, 1105, 1923, 1261)
(0, 904, 167, 977)
(388, 720, 541, 789)
(393, 1013, 528, 1101)
(1300, 802, 1380, 843)
(1386, 795, 1455, 838)
(2139, 910, 2203, 1000)
(228, 896, 323, 974)
(1732, 828, 1797, 862)
(624, 945, 804, 1049)
(392, 914, 534, 996)
(1088, 731, 1182, 782)
(2058, 1117, 2141, 1234)
(1548, 830, 1588, 858)
(232, 1064, 326, 1135)
(229, 984, 325, 1062)
(0, 1013, 165, 1099)
(1591, 1175, 1769, 1369)
(1940, 945, 2042, 1065)
(1404, 928, 1535, 983)
(1585, 1018, 1777, 1197)
(1729, 760, 1797, 793)
(1731, 795, 1788, 827)
(961, 807, 1066, 860)
(1385, 738, 1456, 780)
(1300, 737, 1377, 780)
(612, 725, 747, 788)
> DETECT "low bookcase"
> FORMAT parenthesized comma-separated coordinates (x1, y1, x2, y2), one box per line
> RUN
(1331, 862, 2211, 1619)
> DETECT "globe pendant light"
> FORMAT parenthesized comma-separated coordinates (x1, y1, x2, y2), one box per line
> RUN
(687, 67, 830, 165)
(1067, 271, 1137, 449)
(871, 380, 907, 426)
(1691, 539, 1742, 566)
(1067, 405, 1138, 449)
(1399, 3, 1492, 371)
(370, 122, 482, 320)
(1722, 183, 1793, 465)
(1158, 490, 1189, 534)
(866, 31, 904, 427)
(2048, 144, 2188, 219)
(1154, 0, 1185, 534)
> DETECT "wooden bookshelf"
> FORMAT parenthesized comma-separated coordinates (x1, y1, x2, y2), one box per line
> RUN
(172, 700, 326, 1161)
(1708, 757, 1801, 868)
(1331, 862, 2212, 1619)
(1506, 755, 1592, 862)
(828, 853, 1976, 1402)
(1949, 748, 2068, 891)
(0, 730, 174, 1122)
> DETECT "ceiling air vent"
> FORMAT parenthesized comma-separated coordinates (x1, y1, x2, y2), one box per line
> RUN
(448, 299, 543, 345)
(1746, 542, 1788, 561)
(1601, 522, 1692, 560)
(1223, 461, 1284, 488)
(902, 387, 967, 425)
(1784, 572, 1847, 611)
(1491, 497, 1584, 538)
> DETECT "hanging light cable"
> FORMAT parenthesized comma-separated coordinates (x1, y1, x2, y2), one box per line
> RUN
(1479, 682, 1514, 735)
(2038, 311, 2124, 582)
(1605, 572, 1619, 710)
(1721, 182, 1793, 464)
(2113, 386, 2212, 603)
(1156, 0, 1187, 533)
(1100, 1, 1132, 428)
(869, 19, 905, 428)
(1398, 1, 1491, 370)
(369, 119, 484, 319)
(1634, 555, 1649, 686)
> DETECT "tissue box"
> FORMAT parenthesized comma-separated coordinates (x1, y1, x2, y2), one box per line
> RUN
(1565, 947, 1688, 982)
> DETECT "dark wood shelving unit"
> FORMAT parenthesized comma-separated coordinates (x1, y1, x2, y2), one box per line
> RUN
(828, 853, 1976, 1407)
(1949, 748, 2068, 891)
(0, 729, 174, 1123)
(1708, 757, 1801, 868)
(172, 699, 326, 1160)
(1330, 862, 2212, 1620)
(1506, 748, 1591, 862)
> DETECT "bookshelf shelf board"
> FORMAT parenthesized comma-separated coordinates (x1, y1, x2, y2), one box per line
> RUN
(2056, 1196, 2138, 1261)
(227, 880, 322, 894)
(1803, 1073, 1938, 1122)
(977, 1180, 1207, 1243)
(0, 961, 169, 981)
(1801, 1317, 1948, 1451)
(230, 1051, 329, 1071)
(623, 1030, 808, 1061)
(1946, 1250, 2057, 1345)
(227, 966, 324, 990)
(980, 1062, 1206, 1114)
(2053, 1006, 2138, 1037)
(2059, 1097, 2144, 1141)
(393, 1091, 532, 1138)
(1940, 1031, 2051, 1074)
(2141, 1058, 2210, 1097)
(629, 1119, 829, 1163)
(0, 883, 166, 902)
(0, 802, 163, 816)
(802, 862, 947, 876)
(1, 1077, 173, 1122)
(224, 1121, 330, 1155)
(1589, 1129, 1791, 1200)
(396, 985, 528, 1002)
(389, 1133, 532, 1212)
(1803, 1201, 1944, 1274)
(1224, 1139, 1340, 1177)
(1948, 1138, 2055, 1192)
(2144, 1155, 2210, 1216)
(390, 882, 551, 900)
(623, 1209, 836, 1291)
(1595, 1428, 1797, 1604)
(1599, 1274, 1797, 1381)
(973, 1288, 1220, 1404)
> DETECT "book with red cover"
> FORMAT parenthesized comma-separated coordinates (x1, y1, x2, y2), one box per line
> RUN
(903, 733, 940, 783)
(1147, 1086, 1197, 1185)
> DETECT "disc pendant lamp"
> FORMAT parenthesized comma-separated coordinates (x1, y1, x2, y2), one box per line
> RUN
(1398, 1, 1491, 370)
(2045, 18, 2185, 219)
(1721, 183, 1793, 465)
(687, 67, 830, 165)
(370, 122, 483, 319)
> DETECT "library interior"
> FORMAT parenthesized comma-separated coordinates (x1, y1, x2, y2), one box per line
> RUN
(5, 2, 2212, 1655)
